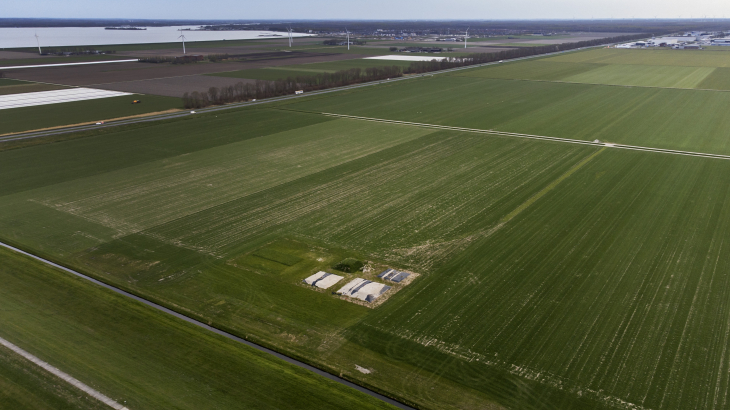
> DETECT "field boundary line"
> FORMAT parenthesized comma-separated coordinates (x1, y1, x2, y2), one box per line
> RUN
(321, 112, 730, 161)
(0, 241, 414, 410)
(0, 336, 129, 410)
(1, 59, 139, 70)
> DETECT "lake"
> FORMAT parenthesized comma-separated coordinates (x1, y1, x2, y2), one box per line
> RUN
(0, 26, 311, 48)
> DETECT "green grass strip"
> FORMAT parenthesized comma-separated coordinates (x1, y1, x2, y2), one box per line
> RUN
(500, 147, 605, 223)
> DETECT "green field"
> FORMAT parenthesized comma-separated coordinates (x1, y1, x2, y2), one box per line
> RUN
(282, 75, 730, 154)
(452, 48, 730, 90)
(0, 79, 67, 96)
(0, 343, 107, 410)
(0, 247, 395, 410)
(210, 58, 414, 80)
(3, 45, 730, 410)
(0, 79, 31, 86)
(546, 47, 730, 67)
(0, 94, 182, 135)
(0, 54, 128, 67)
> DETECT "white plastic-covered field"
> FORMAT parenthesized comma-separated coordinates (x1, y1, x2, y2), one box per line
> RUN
(364, 55, 449, 62)
(303, 271, 343, 289)
(0, 88, 132, 110)
(336, 278, 391, 303)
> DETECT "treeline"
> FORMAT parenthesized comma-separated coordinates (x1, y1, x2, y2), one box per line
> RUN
(139, 53, 249, 64)
(182, 65, 402, 108)
(404, 33, 650, 74)
(41, 48, 117, 56)
(139, 55, 204, 64)
(323, 39, 367, 46)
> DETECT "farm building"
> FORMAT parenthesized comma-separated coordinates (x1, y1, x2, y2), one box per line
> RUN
(377, 269, 411, 283)
(336, 279, 391, 302)
(303, 271, 343, 289)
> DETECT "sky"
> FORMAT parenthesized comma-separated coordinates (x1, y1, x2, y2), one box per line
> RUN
(5, 0, 730, 20)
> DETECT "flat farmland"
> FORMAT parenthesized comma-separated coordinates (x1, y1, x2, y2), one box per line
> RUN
(0, 79, 67, 96)
(359, 148, 730, 410)
(0, 93, 181, 135)
(4, 45, 730, 410)
(281, 75, 730, 154)
(546, 47, 730, 67)
(0, 54, 128, 67)
(0, 106, 604, 408)
(0, 247, 395, 410)
(210, 58, 413, 80)
(455, 59, 721, 89)
(96, 74, 259, 98)
(3, 53, 358, 87)
(452, 48, 730, 90)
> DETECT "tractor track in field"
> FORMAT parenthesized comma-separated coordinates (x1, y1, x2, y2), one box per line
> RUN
(0, 241, 414, 410)
(319, 112, 730, 161)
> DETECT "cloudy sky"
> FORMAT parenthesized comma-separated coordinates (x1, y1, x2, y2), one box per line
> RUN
(5, 0, 730, 20)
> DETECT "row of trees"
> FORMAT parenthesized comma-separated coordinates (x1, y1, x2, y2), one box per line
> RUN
(404, 33, 650, 74)
(183, 66, 402, 109)
(139, 55, 204, 64)
(323, 39, 367, 46)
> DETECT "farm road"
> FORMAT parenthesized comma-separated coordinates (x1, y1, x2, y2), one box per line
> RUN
(0, 336, 129, 410)
(0, 241, 414, 410)
(320, 113, 730, 161)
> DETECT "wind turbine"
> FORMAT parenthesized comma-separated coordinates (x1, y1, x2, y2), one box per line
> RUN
(346, 27, 350, 50)
(287, 26, 293, 47)
(34, 33, 42, 54)
(178, 29, 186, 54)
(464, 26, 470, 48)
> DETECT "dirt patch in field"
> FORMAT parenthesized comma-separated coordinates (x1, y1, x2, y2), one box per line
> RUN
(0, 51, 47, 60)
(4, 53, 365, 87)
(95, 75, 261, 97)
(0, 83, 67, 95)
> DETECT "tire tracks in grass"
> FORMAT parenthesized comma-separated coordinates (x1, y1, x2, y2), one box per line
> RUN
(499, 148, 606, 225)
(388, 148, 605, 271)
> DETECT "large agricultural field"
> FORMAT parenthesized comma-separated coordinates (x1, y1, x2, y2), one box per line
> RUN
(0, 247, 396, 410)
(209, 58, 415, 80)
(4, 45, 730, 410)
(454, 47, 730, 90)
(0, 93, 182, 135)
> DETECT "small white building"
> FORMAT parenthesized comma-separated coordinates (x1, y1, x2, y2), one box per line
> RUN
(303, 271, 343, 289)
(336, 278, 390, 302)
